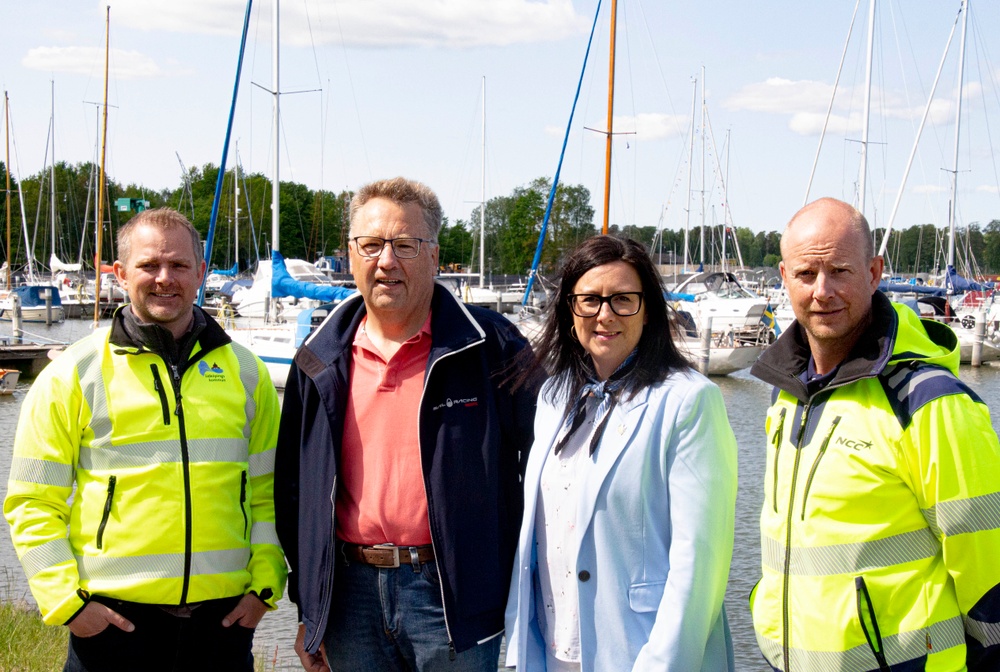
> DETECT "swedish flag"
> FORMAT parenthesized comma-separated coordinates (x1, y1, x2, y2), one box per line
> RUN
(762, 302, 780, 336)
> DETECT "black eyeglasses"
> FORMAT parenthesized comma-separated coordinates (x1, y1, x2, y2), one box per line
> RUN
(352, 236, 436, 259)
(568, 292, 644, 317)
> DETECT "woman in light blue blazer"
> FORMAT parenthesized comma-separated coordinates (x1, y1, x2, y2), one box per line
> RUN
(505, 236, 737, 671)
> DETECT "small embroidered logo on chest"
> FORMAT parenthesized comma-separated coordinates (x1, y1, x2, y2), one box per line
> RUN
(198, 361, 226, 381)
(835, 436, 873, 451)
(617, 424, 626, 435)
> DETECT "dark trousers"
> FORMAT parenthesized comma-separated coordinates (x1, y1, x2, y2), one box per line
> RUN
(64, 595, 254, 672)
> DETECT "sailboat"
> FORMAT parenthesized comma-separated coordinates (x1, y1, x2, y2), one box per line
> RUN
(218, 0, 354, 388)
(514, 7, 767, 375)
(0, 92, 66, 324)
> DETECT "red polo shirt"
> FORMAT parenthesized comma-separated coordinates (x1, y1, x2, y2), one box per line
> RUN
(335, 313, 433, 546)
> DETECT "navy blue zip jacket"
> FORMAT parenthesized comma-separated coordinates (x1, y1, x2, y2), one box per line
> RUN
(275, 284, 541, 655)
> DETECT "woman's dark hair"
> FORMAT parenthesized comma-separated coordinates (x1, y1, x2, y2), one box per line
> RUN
(534, 235, 690, 402)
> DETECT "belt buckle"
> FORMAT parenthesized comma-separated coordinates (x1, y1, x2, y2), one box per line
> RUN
(373, 543, 400, 568)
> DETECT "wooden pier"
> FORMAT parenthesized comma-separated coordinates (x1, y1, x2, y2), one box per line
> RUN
(0, 340, 64, 377)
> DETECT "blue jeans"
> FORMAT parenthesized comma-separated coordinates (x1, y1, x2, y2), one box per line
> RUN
(63, 595, 254, 672)
(323, 554, 502, 671)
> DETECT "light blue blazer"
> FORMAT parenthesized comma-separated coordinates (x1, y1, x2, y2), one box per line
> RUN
(504, 369, 738, 671)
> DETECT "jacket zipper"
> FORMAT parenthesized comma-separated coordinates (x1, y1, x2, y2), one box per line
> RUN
(96, 475, 117, 550)
(150, 364, 171, 425)
(167, 362, 194, 605)
(239, 470, 248, 538)
(416, 342, 482, 658)
(307, 475, 338, 654)
(770, 407, 786, 513)
(799, 416, 841, 521)
(855, 576, 891, 671)
(781, 401, 811, 672)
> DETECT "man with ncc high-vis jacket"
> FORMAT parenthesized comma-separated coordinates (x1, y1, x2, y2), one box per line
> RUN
(3, 208, 286, 672)
(750, 197, 1000, 672)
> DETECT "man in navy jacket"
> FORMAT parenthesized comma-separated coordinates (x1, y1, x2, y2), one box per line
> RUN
(275, 177, 540, 671)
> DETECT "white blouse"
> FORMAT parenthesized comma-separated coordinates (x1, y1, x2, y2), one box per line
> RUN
(533, 400, 596, 669)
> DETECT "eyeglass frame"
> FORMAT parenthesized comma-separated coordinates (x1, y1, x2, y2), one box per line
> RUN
(350, 236, 437, 259)
(567, 292, 644, 318)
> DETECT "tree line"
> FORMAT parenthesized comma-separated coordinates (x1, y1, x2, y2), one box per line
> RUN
(2, 160, 999, 279)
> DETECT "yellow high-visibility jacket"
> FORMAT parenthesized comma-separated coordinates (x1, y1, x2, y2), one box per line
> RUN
(4, 308, 286, 625)
(749, 293, 1000, 671)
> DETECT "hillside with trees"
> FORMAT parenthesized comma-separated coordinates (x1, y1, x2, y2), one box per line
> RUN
(2, 161, 998, 279)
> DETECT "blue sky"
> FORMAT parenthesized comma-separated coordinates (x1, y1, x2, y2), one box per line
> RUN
(2, 0, 999, 241)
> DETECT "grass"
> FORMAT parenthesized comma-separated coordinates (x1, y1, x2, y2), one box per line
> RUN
(0, 602, 288, 671)
(0, 600, 67, 672)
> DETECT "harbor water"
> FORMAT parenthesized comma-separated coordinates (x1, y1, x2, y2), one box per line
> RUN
(2, 319, 999, 670)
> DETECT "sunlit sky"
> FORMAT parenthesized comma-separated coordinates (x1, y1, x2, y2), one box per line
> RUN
(3, 0, 999, 243)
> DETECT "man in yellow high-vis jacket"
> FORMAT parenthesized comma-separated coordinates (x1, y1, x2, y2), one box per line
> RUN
(4, 208, 285, 672)
(750, 197, 1000, 671)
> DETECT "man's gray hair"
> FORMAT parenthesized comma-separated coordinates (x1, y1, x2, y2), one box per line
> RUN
(783, 197, 874, 260)
(349, 177, 443, 240)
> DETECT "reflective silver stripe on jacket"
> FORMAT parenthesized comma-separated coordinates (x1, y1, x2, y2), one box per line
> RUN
(20, 538, 75, 578)
(78, 438, 250, 471)
(761, 527, 940, 576)
(248, 448, 275, 479)
(231, 342, 258, 439)
(966, 615, 1000, 648)
(756, 615, 965, 670)
(74, 339, 112, 449)
(923, 491, 1000, 538)
(8, 456, 74, 488)
(250, 521, 280, 547)
(77, 547, 251, 581)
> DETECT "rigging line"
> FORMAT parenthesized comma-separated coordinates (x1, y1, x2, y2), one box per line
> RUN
(804, 0, 863, 206)
(329, 0, 373, 181)
(521, 0, 604, 306)
(633, 0, 678, 121)
(969, 10, 1000, 207)
(7, 103, 37, 280)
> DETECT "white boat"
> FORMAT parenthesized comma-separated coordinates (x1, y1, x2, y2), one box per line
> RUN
(0, 285, 66, 323)
(0, 368, 20, 394)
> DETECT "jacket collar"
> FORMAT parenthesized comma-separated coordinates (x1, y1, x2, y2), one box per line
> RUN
(751, 290, 896, 403)
(108, 304, 231, 367)
(295, 282, 485, 378)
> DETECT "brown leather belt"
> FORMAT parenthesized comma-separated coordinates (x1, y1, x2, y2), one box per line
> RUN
(339, 542, 435, 568)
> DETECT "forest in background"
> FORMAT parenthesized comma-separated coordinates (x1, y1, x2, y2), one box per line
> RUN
(3, 160, 999, 280)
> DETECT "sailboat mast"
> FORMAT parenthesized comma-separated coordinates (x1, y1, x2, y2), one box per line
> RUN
(601, 0, 618, 235)
(271, 0, 280, 257)
(235, 142, 240, 270)
(699, 66, 706, 268)
(947, 0, 969, 273)
(50, 80, 57, 276)
(93, 5, 110, 326)
(858, 0, 876, 215)
(480, 76, 486, 289)
(684, 77, 696, 271)
(4, 91, 10, 290)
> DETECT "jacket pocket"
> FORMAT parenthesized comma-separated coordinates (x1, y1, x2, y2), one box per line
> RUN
(96, 475, 117, 550)
(628, 581, 666, 613)
(855, 576, 891, 672)
(239, 470, 248, 539)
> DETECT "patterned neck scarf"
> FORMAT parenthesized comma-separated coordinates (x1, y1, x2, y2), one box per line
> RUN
(553, 349, 638, 457)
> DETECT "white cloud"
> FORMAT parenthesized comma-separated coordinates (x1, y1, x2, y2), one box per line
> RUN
(109, 0, 587, 48)
(912, 184, 947, 194)
(612, 113, 689, 140)
(22, 46, 164, 79)
(788, 112, 860, 136)
(724, 77, 834, 114)
(976, 184, 999, 194)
